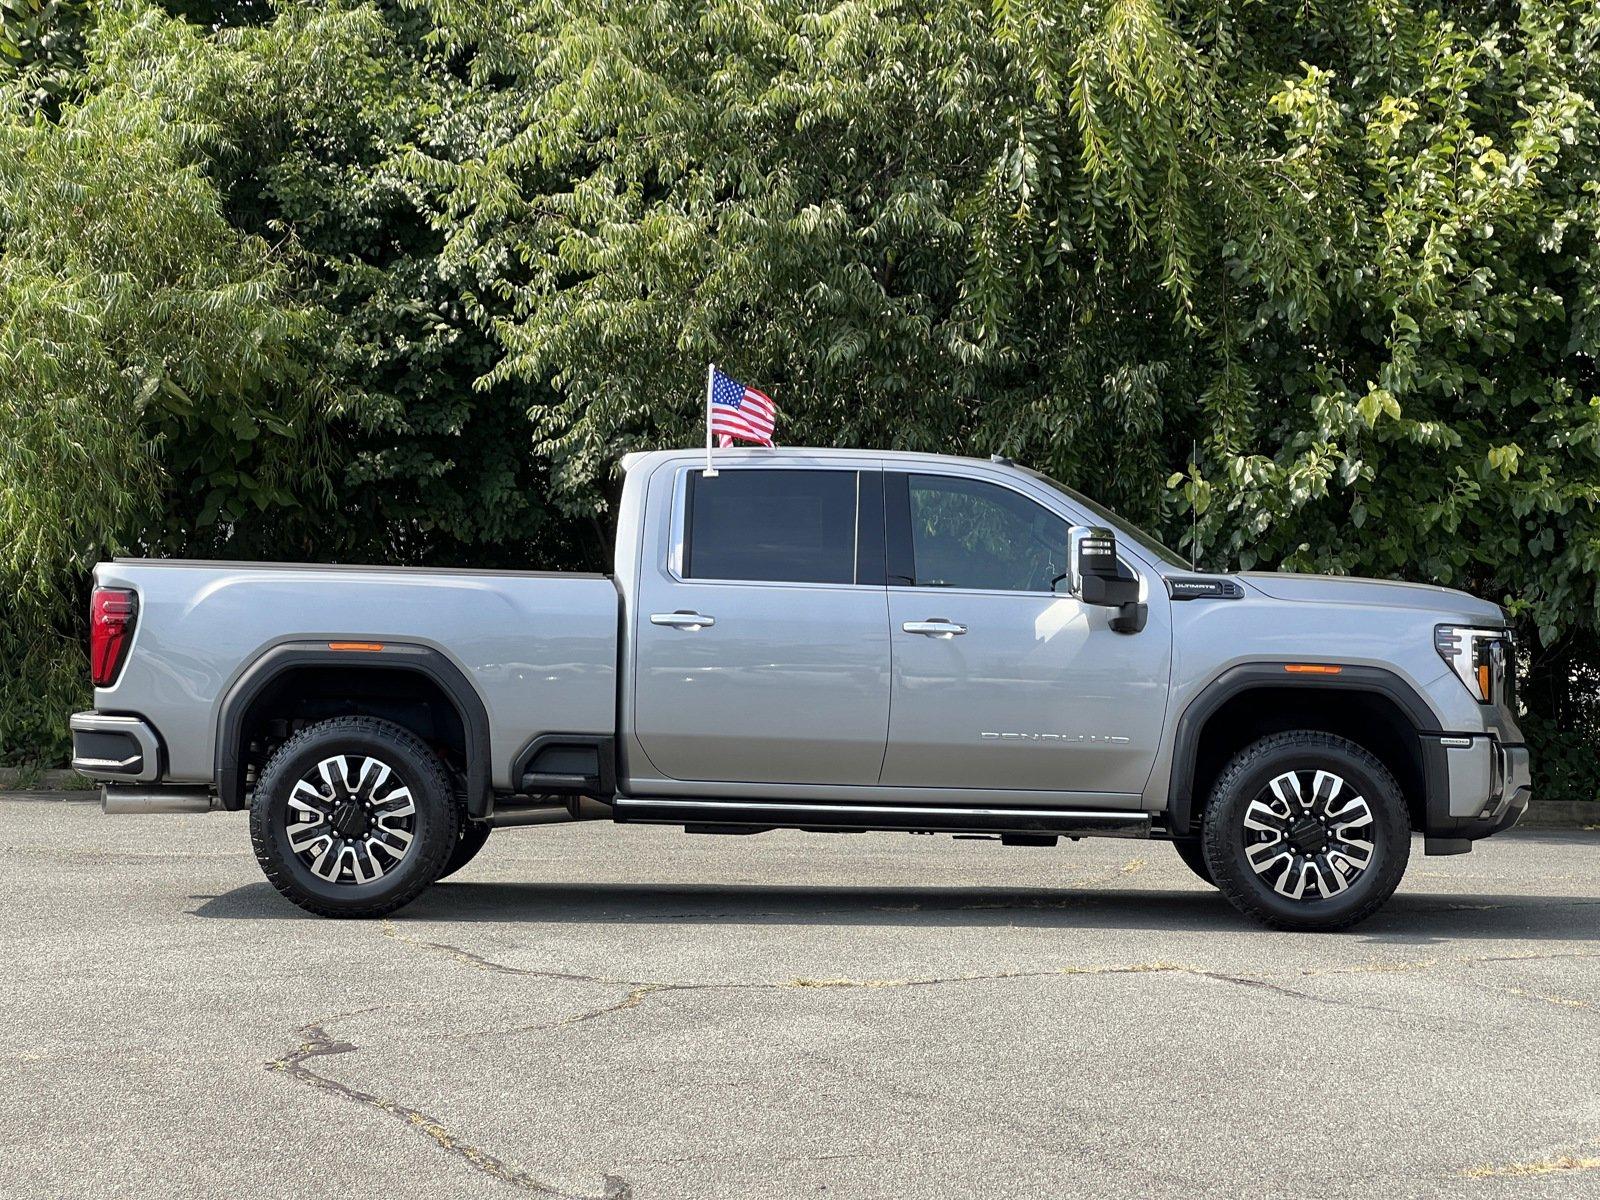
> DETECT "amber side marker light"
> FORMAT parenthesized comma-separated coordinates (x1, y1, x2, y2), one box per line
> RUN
(328, 641, 385, 652)
(1284, 663, 1343, 675)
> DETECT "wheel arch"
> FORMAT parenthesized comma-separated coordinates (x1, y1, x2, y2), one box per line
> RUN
(215, 642, 492, 816)
(1167, 663, 1444, 837)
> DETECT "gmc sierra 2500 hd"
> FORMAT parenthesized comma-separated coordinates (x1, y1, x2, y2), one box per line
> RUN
(73, 447, 1531, 930)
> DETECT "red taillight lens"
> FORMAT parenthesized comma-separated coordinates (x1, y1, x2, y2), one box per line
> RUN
(90, 587, 138, 687)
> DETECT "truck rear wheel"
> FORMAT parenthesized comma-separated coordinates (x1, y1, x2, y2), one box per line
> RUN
(1201, 731, 1410, 931)
(248, 716, 459, 918)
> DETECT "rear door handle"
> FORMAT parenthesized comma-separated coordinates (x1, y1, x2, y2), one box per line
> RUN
(651, 610, 716, 630)
(902, 619, 966, 638)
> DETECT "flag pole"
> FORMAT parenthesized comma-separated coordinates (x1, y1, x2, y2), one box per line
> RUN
(703, 362, 718, 478)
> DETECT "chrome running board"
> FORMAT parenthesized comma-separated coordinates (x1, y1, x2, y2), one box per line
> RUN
(612, 796, 1150, 838)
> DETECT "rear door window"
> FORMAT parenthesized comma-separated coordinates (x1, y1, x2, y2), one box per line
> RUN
(685, 469, 862, 585)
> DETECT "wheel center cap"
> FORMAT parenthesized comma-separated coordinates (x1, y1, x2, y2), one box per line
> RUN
(1286, 815, 1328, 855)
(330, 800, 370, 840)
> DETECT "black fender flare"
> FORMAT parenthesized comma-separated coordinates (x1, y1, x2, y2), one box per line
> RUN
(214, 641, 492, 815)
(1165, 662, 1445, 837)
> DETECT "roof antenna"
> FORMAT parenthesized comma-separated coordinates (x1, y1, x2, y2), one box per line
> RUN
(1191, 439, 1199, 570)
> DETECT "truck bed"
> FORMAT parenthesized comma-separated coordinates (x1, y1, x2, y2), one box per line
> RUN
(93, 559, 620, 790)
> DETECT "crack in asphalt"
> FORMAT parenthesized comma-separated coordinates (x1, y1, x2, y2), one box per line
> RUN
(1464, 1151, 1600, 1179)
(381, 919, 1600, 1046)
(1187, 970, 1407, 1014)
(1491, 985, 1593, 1010)
(382, 924, 1440, 1038)
(1468, 951, 1600, 965)
(381, 921, 642, 985)
(1458, 959, 1597, 1013)
(1297, 957, 1442, 976)
(266, 1014, 631, 1199)
(471, 968, 1199, 1041)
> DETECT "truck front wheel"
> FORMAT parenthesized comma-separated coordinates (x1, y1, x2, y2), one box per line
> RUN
(1201, 731, 1411, 932)
(248, 716, 460, 918)
(1170, 837, 1215, 887)
(437, 821, 491, 881)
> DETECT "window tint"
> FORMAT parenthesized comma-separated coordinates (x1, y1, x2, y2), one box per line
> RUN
(904, 474, 1068, 592)
(686, 469, 859, 584)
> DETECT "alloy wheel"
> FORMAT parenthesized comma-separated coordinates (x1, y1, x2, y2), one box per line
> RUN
(1241, 769, 1375, 900)
(285, 754, 416, 884)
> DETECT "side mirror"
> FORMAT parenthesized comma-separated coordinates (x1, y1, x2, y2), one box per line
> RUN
(1069, 526, 1139, 607)
(1067, 526, 1147, 634)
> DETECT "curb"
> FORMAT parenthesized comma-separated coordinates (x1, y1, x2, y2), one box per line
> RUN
(1518, 800, 1600, 831)
(0, 768, 93, 793)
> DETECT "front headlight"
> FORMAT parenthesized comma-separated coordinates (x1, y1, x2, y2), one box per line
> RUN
(1434, 625, 1510, 704)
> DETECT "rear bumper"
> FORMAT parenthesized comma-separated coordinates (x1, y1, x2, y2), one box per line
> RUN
(70, 711, 162, 783)
(1421, 734, 1531, 854)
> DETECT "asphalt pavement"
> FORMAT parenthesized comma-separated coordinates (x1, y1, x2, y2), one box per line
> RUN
(3, 793, 1598, 1199)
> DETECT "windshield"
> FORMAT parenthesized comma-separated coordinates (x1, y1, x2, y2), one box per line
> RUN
(1023, 468, 1195, 571)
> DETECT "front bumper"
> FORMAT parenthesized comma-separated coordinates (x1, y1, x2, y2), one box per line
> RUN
(1492, 742, 1533, 831)
(1421, 733, 1531, 854)
(70, 711, 162, 783)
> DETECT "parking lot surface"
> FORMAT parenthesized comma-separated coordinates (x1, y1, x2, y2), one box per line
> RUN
(3, 794, 1599, 1199)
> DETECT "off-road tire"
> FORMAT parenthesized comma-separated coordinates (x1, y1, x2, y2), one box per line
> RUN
(1202, 731, 1411, 932)
(437, 820, 492, 881)
(249, 716, 460, 918)
(1170, 837, 1215, 887)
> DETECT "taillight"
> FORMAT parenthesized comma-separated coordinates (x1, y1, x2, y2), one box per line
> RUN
(90, 587, 138, 687)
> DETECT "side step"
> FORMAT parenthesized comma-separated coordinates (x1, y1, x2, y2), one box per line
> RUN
(612, 796, 1151, 839)
(515, 734, 615, 797)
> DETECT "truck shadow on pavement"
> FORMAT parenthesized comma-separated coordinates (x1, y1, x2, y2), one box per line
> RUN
(192, 880, 1600, 945)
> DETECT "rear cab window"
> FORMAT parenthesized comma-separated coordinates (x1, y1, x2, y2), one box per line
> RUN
(683, 468, 883, 585)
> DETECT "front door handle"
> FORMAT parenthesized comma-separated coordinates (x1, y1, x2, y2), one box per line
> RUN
(651, 610, 716, 631)
(902, 619, 967, 638)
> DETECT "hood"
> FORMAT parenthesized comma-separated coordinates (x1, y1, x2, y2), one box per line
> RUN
(1238, 572, 1505, 623)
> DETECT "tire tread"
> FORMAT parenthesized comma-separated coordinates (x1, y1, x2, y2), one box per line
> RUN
(248, 716, 459, 919)
(437, 820, 492, 882)
(1201, 730, 1410, 932)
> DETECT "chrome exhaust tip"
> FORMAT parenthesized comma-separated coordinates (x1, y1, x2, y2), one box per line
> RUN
(101, 786, 216, 815)
(489, 796, 610, 828)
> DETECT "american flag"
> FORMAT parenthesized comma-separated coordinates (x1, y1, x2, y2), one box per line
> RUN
(708, 367, 777, 447)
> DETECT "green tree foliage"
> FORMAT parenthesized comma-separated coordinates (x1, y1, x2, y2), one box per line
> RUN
(1165, 5, 1600, 793)
(409, 0, 1222, 522)
(5, 0, 1600, 803)
(413, 0, 1600, 796)
(0, 0, 89, 114)
(151, 2, 581, 567)
(0, 4, 337, 758)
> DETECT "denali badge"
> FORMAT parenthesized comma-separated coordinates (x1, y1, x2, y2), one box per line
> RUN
(980, 731, 1131, 744)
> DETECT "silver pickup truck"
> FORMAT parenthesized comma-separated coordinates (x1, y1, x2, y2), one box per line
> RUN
(73, 447, 1531, 929)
